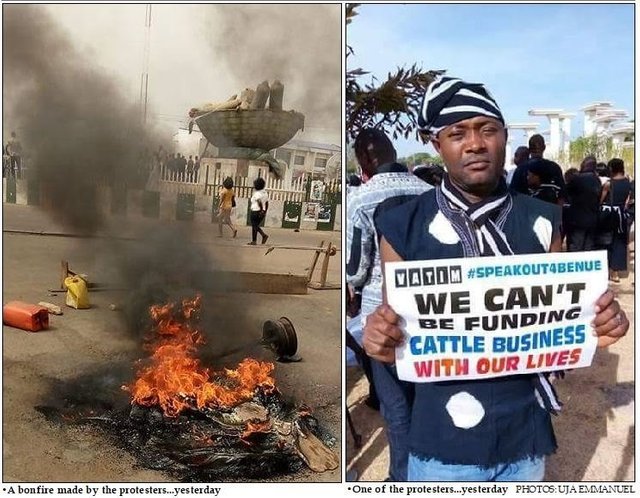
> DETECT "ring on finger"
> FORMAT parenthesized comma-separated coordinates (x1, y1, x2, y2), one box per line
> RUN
(616, 313, 623, 326)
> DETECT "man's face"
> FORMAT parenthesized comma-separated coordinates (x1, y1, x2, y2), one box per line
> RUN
(432, 116, 506, 197)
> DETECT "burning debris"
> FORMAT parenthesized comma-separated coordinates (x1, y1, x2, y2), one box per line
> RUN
(35, 295, 338, 481)
(124, 294, 276, 416)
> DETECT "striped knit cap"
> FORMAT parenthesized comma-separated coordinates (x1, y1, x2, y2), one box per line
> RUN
(418, 76, 505, 137)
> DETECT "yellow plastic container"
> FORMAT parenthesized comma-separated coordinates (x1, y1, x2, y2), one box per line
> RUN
(64, 276, 90, 309)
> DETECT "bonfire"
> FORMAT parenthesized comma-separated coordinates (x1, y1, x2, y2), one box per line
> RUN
(36, 295, 338, 481)
(124, 295, 276, 417)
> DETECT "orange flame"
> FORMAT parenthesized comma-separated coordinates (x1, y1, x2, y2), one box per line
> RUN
(124, 295, 276, 417)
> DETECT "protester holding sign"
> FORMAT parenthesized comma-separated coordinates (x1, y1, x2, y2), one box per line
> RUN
(363, 76, 629, 481)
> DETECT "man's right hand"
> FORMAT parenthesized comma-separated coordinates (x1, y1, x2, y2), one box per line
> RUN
(363, 304, 404, 363)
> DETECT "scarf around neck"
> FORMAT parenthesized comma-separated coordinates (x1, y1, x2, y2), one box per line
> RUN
(436, 173, 562, 414)
(436, 174, 513, 257)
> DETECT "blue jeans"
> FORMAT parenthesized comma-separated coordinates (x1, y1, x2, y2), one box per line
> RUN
(371, 360, 414, 481)
(408, 454, 545, 481)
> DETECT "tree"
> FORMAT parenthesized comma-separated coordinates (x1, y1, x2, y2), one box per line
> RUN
(564, 134, 634, 172)
(398, 152, 444, 168)
(568, 134, 629, 165)
(346, 147, 359, 175)
(568, 135, 613, 165)
(346, 4, 445, 143)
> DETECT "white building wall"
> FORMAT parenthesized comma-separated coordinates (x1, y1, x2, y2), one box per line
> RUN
(560, 117, 572, 155)
(548, 116, 561, 158)
(275, 145, 339, 180)
(583, 111, 596, 136)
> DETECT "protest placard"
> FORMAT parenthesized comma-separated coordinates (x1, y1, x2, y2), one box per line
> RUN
(303, 202, 318, 222)
(384, 250, 608, 382)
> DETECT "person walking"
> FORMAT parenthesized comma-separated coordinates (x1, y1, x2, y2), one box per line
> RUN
(187, 155, 195, 182)
(248, 177, 269, 245)
(167, 153, 177, 181)
(217, 176, 237, 239)
(2, 143, 10, 178)
(565, 157, 602, 252)
(510, 135, 565, 204)
(194, 156, 201, 182)
(178, 153, 187, 179)
(6, 131, 22, 178)
(600, 158, 632, 283)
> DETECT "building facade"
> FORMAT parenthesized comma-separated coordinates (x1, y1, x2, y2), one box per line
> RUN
(274, 139, 341, 181)
(173, 128, 341, 183)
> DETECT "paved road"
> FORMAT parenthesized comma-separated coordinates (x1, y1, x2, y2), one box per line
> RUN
(2, 203, 341, 483)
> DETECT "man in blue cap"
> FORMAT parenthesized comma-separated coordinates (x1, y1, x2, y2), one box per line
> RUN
(363, 76, 629, 481)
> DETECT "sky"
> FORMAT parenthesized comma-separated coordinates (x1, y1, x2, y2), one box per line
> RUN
(5, 4, 341, 145)
(348, 3, 635, 158)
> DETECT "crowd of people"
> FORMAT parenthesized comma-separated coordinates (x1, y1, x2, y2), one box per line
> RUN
(152, 145, 201, 183)
(348, 133, 634, 291)
(346, 75, 630, 482)
(508, 136, 634, 283)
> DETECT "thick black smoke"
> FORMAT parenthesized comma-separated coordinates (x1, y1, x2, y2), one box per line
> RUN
(207, 4, 341, 142)
(3, 5, 258, 356)
(3, 5, 155, 232)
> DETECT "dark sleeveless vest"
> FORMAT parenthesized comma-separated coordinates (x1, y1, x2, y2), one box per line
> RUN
(376, 189, 561, 467)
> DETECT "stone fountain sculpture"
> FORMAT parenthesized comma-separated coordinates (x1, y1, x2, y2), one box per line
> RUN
(189, 81, 305, 178)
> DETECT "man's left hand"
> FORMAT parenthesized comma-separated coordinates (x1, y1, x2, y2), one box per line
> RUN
(592, 290, 629, 348)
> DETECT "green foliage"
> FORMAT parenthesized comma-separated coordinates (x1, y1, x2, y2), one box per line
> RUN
(620, 147, 635, 171)
(569, 135, 614, 165)
(567, 134, 635, 173)
(346, 4, 445, 143)
(398, 152, 444, 167)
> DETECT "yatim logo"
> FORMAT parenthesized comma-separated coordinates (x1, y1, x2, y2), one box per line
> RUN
(394, 265, 462, 288)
